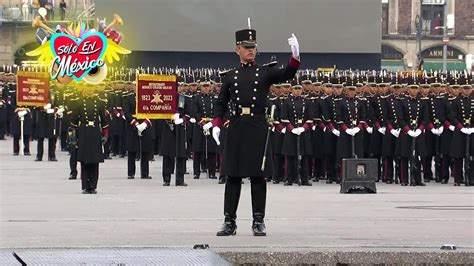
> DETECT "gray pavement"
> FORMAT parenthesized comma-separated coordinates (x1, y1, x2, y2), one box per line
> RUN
(0, 137, 473, 263)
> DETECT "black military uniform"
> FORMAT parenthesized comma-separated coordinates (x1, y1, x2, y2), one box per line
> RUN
(159, 92, 189, 186)
(281, 78, 313, 186)
(34, 88, 60, 162)
(109, 81, 126, 157)
(332, 77, 367, 174)
(191, 78, 218, 179)
(394, 77, 429, 186)
(271, 84, 287, 184)
(10, 88, 32, 156)
(322, 76, 341, 183)
(66, 91, 80, 179)
(0, 80, 9, 140)
(308, 75, 326, 182)
(448, 75, 473, 186)
(122, 84, 154, 179)
(213, 28, 299, 236)
(70, 89, 109, 194)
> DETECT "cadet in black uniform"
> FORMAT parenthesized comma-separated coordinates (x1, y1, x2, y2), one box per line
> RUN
(123, 81, 154, 179)
(281, 77, 313, 186)
(448, 75, 473, 186)
(69, 84, 109, 194)
(191, 77, 218, 179)
(211, 27, 300, 236)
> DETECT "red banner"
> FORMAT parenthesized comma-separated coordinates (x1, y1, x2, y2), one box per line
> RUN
(16, 71, 50, 107)
(135, 74, 177, 119)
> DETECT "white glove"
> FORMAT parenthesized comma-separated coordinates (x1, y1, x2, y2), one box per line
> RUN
(390, 129, 400, 138)
(414, 128, 422, 137)
(212, 126, 221, 145)
(137, 122, 147, 133)
(345, 128, 354, 136)
(57, 107, 65, 114)
(173, 113, 180, 120)
(312, 125, 316, 131)
(437, 126, 444, 135)
(281, 127, 286, 134)
(46, 108, 54, 114)
(298, 127, 306, 134)
(18, 110, 27, 117)
(56, 112, 63, 118)
(449, 125, 455, 132)
(291, 128, 301, 135)
(271, 127, 275, 132)
(431, 128, 439, 136)
(332, 129, 340, 137)
(377, 127, 386, 135)
(470, 128, 474, 134)
(460, 128, 471, 135)
(366, 127, 373, 134)
(203, 121, 213, 131)
(190, 118, 196, 123)
(174, 118, 184, 125)
(352, 127, 361, 135)
(44, 103, 51, 109)
(408, 130, 415, 137)
(288, 33, 299, 58)
(116, 112, 121, 117)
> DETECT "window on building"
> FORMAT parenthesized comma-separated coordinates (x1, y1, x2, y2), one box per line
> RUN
(421, 1, 445, 35)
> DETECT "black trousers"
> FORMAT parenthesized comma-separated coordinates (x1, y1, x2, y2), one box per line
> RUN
(286, 155, 310, 183)
(440, 156, 451, 181)
(312, 157, 324, 179)
(80, 163, 99, 190)
(69, 146, 78, 177)
(382, 156, 394, 182)
(0, 122, 5, 139)
(272, 154, 285, 182)
(399, 157, 422, 184)
(13, 134, 30, 154)
(162, 155, 186, 184)
(324, 155, 337, 180)
(60, 131, 68, 150)
(223, 176, 266, 223)
(127, 151, 151, 177)
(452, 158, 474, 184)
(193, 152, 216, 177)
(422, 156, 434, 180)
(112, 135, 124, 155)
(37, 137, 57, 160)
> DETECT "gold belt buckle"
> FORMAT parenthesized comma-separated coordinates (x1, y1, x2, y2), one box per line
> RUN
(465, 119, 470, 124)
(411, 119, 417, 126)
(241, 107, 250, 115)
(434, 119, 440, 124)
(352, 120, 357, 126)
(297, 119, 303, 124)
(87, 121, 94, 127)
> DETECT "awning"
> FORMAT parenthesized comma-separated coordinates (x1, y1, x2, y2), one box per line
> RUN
(423, 60, 466, 71)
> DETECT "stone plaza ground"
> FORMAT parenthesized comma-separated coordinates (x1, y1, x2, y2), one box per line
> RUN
(0, 137, 473, 264)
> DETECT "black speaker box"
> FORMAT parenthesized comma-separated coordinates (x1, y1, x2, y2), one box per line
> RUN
(340, 158, 377, 193)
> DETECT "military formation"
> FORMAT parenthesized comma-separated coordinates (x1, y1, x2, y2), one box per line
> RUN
(1, 66, 473, 193)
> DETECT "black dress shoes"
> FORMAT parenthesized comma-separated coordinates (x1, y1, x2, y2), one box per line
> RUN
(163, 182, 170, 186)
(35, 158, 42, 161)
(48, 158, 58, 162)
(141, 176, 152, 179)
(69, 175, 77, 180)
(216, 222, 237, 236)
(176, 182, 188, 186)
(127, 176, 135, 179)
(301, 181, 312, 186)
(193, 175, 199, 179)
(252, 221, 266, 236)
(284, 181, 293, 186)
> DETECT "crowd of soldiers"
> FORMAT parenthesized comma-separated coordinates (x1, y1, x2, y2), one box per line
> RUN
(1, 67, 473, 192)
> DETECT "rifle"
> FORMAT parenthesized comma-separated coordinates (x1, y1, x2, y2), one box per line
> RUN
(204, 128, 210, 179)
(409, 136, 417, 186)
(465, 134, 471, 186)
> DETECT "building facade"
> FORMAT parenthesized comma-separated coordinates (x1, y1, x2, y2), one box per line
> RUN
(382, 0, 474, 71)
